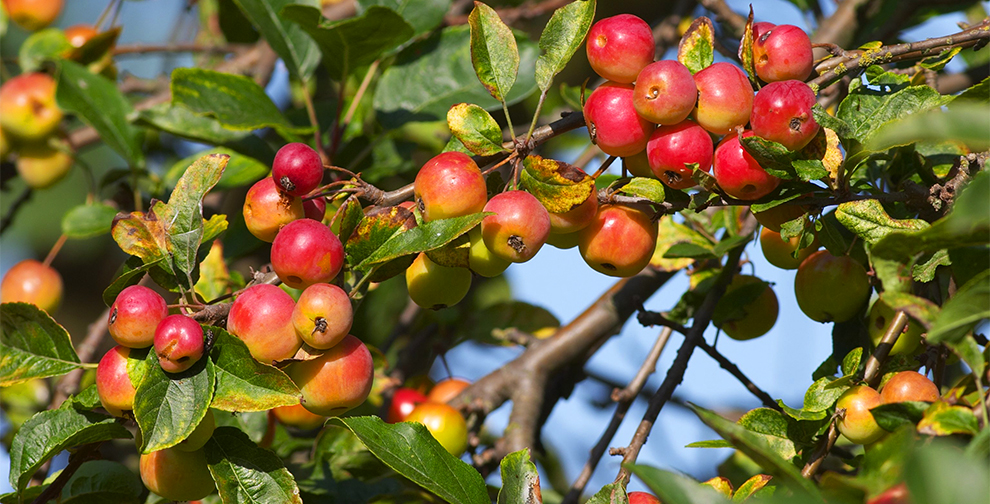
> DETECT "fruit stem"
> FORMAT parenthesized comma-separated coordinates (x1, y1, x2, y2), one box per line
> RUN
(524, 89, 549, 143)
(43, 234, 68, 268)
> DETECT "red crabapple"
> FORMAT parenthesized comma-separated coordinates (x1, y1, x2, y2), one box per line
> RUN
(0, 259, 63, 314)
(584, 82, 655, 157)
(586, 14, 655, 84)
(579, 205, 658, 277)
(291, 283, 353, 350)
(693, 62, 753, 135)
(387, 388, 428, 423)
(753, 24, 814, 82)
(227, 284, 302, 363)
(481, 190, 551, 263)
(633, 60, 698, 125)
(628, 492, 661, 504)
(0, 72, 62, 140)
(880, 371, 940, 404)
(751, 80, 820, 151)
(272, 143, 323, 196)
(96, 345, 139, 417)
(646, 120, 713, 190)
(109, 285, 168, 348)
(713, 132, 780, 200)
(303, 196, 327, 221)
(289, 334, 374, 417)
(243, 177, 305, 242)
(154, 314, 205, 374)
(414, 152, 488, 222)
(270, 219, 344, 289)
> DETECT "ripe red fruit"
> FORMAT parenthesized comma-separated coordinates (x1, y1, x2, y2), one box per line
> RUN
(584, 82, 655, 157)
(64, 25, 98, 48)
(868, 483, 910, 504)
(2, 0, 63, 31)
(303, 196, 327, 221)
(794, 251, 871, 323)
(836, 385, 884, 444)
(586, 14, 655, 84)
(579, 205, 658, 277)
(0, 258, 63, 314)
(693, 62, 753, 135)
(242, 177, 305, 242)
(633, 60, 698, 125)
(751, 22, 775, 41)
(272, 143, 323, 196)
(405, 402, 469, 456)
(713, 132, 780, 200)
(227, 284, 302, 363)
(428, 378, 471, 404)
(270, 219, 344, 289)
(109, 285, 169, 348)
(751, 80, 820, 151)
(289, 334, 374, 417)
(154, 314, 205, 374)
(547, 190, 598, 235)
(387, 388, 428, 423)
(646, 120, 713, 190)
(628, 492, 661, 504)
(414, 152, 488, 222)
(96, 345, 139, 417)
(481, 190, 551, 263)
(0, 72, 63, 140)
(880, 371, 940, 404)
(753, 24, 814, 82)
(291, 283, 353, 350)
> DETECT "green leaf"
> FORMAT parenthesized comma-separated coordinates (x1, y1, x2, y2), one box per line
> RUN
(834, 199, 928, 245)
(52, 460, 145, 504)
(374, 25, 539, 128)
(357, 213, 486, 269)
(627, 464, 729, 504)
(447, 103, 505, 156)
(740, 136, 826, 181)
(171, 68, 311, 137)
(685, 439, 733, 448)
(733, 408, 799, 460)
(159, 153, 229, 279)
(345, 205, 418, 270)
(663, 242, 716, 260)
(586, 482, 628, 504)
(836, 67, 949, 145)
(677, 17, 715, 74)
(102, 257, 164, 307)
(519, 155, 595, 214)
(134, 353, 215, 453)
(869, 402, 928, 432)
(865, 103, 990, 152)
(905, 439, 990, 504)
(56, 60, 143, 167)
(8, 408, 131, 493)
(210, 329, 300, 412)
(497, 449, 541, 504)
(63, 383, 102, 411)
(166, 148, 269, 190)
(282, 5, 414, 80)
(19, 28, 70, 72)
(335, 416, 489, 504)
(464, 301, 559, 345)
(0, 303, 82, 387)
(138, 103, 253, 145)
(927, 269, 989, 344)
(917, 401, 980, 436)
(62, 203, 118, 239)
(618, 177, 665, 205)
(737, 10, 757, 87)
(841, 347, 863, 376)
(355, 0, 450, 37)
(229, 0, 322, 80)
(803, 376, 849, 412)
(205, 426, 303, 504)
(534, 0, 595, 91)
(468, 2, 519, 102)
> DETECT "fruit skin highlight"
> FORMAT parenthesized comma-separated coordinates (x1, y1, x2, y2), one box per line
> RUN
(586, 14, 655, 84)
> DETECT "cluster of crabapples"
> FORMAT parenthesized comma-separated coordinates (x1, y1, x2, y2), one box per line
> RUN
(387, 377, 473, 456)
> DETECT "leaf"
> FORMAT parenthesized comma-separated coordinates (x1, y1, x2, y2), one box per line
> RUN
(194, 241, 232, 302)
(464, 301, 559, 345)
(357, 213, 486, 269)
(944, 335, 985, 380)
(927, 269, 989, 344)
(834, 199, 928, 245)
(740, 136, 826, 181)
(734, 408, 799, 460)
(56, 60, 143, 166)
(497, 449, 541, 504)
(468, 2, 519, 102)
(102, 257, 165, 307)
(737, 8, 758, 87)
(210, 329, 300, 412)
(663, 242, 716, 260)
(159, 153, 229, 279)
(335, 416, 489, 504)
(61, 203, 118, 239)
(205, 426, 303, 504)
(166, 147, 268, 190)
(678, 17, 715, 74)
(618, 177, 666, 205)
(19, 28, 70, 72)
(836, 67, 949, 145)
(283, 5, 414, 80)
(803, 376, 849, 412)
(229, 0, 322, 80)
(917, 401, 980, 436)
(865, 103, 990, 152)
(626, 464, 729, 504)
(52, 460, 144, 504)
(733, 474, 773, 502)
(0, 303, 82, 387)
(869, 402, 928, 432)
(171, 68, 311, 137)
(904, 439, 990, 504)
(535, 0, 595, 92)
(355, 0, 450, 37)
(345, 205, 418, 268)
(139, 103, 253, 145)
(519, 155, 595, 213)
(8, 408, 131, 493)
(685, 439, 733, 448)
(447, 103, 505, 156)
(133, 352, 215, 453)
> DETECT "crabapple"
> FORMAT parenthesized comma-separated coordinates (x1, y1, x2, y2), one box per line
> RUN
(272, 143, 323, 196)
(154, 314, 205, 374)
(414, 152, 487, 222)
(547, 190, 598, 235)
(586, 14, 655, 83)
(693, 63, 753, 135)
(108, 285, 168, 348)
(753, 24, 814, 82)
(868, 298, 923, 356)
(794, 250, 871, 323)
(427, 377, 471, 404)
(867, 483, 910, 504)
(584, 82, 655, 157)
(633, 60, 698, 125)
(387, 388, 428, 423)
(139, 447, 215, 502)
(467, 227, 510, 278)
(753, 204, 807, 232)
(718, 275, 779, 340)
(15, 141, 73, 189)
(242, 177, 305, 242)
(628, 492, 661, 504)
(579, 205, 658, 277)
(751, 21, 775, 41)
(0, 72, 62, 141)
(0, 128, 9, 160)
(303, 196, 327, 221)
(405, 402, 469, 456)
(2, 0, 63, 31)
(227, 284, 302, 364)
(713, 132, 780, 200)
(273, 402, 326, 430)
(64, 25, 97, 48)
(175, 410, 215, 452)
(270, 218, 344, 289)
(760, 228, 819, 270)
(288, 334, 374, 417)
(96, 345, 139, 417)
(291, 283, 353, 350)
(0, 259, 62, 313)
(880, 371, 939, 404)
(622, 149, 653, 178)
(546, 231, 580, 250)
(836, 385, 884, 445)
(405, 253, 472, 309)
(751, 80, 820, 151)
(481, 190, 551, 263)
(646, 120, 713, 190)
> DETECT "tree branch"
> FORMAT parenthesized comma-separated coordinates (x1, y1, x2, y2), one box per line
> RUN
(30, 443, 102, 504)
(51, 306, 111, 408)
(695, 339, 781, 411)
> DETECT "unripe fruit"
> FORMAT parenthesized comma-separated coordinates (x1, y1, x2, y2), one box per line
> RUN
(303, 196, 327, 221)
(0, 73, 62, 140)
(405, 402, 469, 457)
(584, 82, 655, 157)
(291, 283, 353, 350)
(693, 63, 753, 135)
(227, 284, 302, 364)
(868, 299, 923, 356)
(794, 251, 871, 323)
(586, 14, 655, 84)
(753, 204, 807, 232)
(96, 345, 138, 417)
(0, 259, 63, 313)
(289, 334, 374, 417)
(546, 231, 580, 250)
(718, 275, 779, 340)
(646, 120, 713, 190)
(481, 190, 551, 263)
(628, 492, 661, 504)
(622, 149, 653, 178)
(414, 152, 487, 222)
(0, 128, 10, 160)
(405, 253, 472, 309)
(154, 314, 205, 374)
(175, 410, 215, 452)
(139, 447, 215, 502)
(579, 205, 658, 277)
(15, 142, 73, 189)
(273, 402, 326, 430)
(760, 228, 819, 270)
(713, 132, 780, 200)
(753, 24, 814, 82)
(880, 371, 939, 404)
(633, 60, 698, 125)
(2, 0, 63, 31)
(272, 143, 323, 196)
(427, 378, 471, 404)
(387, 388, 428, 423)
(835, 385, 884, 445)
(270, 219, 345, 289)
(547, 190, 598, 235)
(242, 177, 305, 242)
(467, 227, 510, 278)
(108, 285, 169, 348)
(751, 80, 820, 151)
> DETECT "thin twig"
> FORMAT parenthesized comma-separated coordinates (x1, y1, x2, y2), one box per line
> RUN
(112, 43, 242, 56)
(695, 339, 781, 411)
(0, 187, 33, 235)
